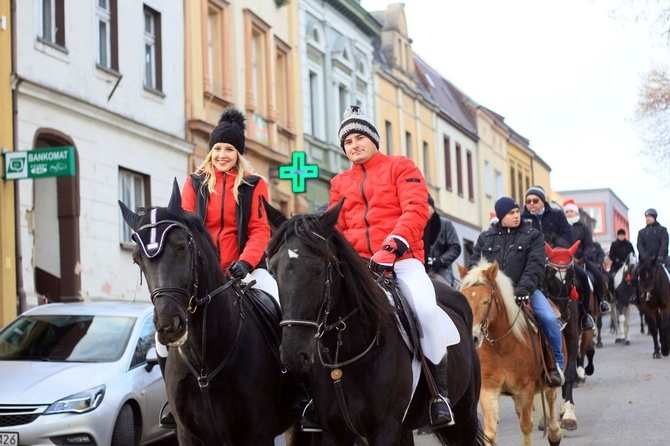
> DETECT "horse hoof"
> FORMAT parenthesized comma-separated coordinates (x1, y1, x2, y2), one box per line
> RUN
(585, 364, 594, 376)
(549, 439, 562, 446)
(615, 338, 622, 344)
(653, 352, 661, 359)
(561, 419, 577, 431)
(596, 341, 603, 348)
(625, 340, 631, 345)
(662, 349, 670, 357)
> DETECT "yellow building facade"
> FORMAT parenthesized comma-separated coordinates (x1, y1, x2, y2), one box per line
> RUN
(183, 0, 300, 214)
(0, 0, 17, 325)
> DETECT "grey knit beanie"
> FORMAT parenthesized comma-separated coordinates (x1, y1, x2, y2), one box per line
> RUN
(338, 105, 380, 152)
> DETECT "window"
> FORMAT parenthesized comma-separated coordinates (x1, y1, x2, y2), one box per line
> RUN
(423, 141, 431, 183)
(484, 161, 491, 197)
(40, 0, 65, 47)
(119, 169, 148, 245)
(510, 166, 516, 198)
(405, 132, 412, 160)
(581, 204, 606, 234)
(275, 39, 290, 128)
(130, 317, 156, 369)
(456, 143, 463, 196)
(206, 4, 223, 94)
(96, 0, 118, 71)
(143, 6, 162, 91)
(251, 26, 267, 114)
(338, 85, 348, 122)
(385, 121, 393, 153)
(517, 171, 523, 203)
(467, 150, 474, 201)
(444, 136, 452, 190)
(494, 170, 503, 200)
(309, 71, 322, 138)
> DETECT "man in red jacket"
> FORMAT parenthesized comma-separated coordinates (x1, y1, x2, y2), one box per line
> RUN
(328, 105, 460, 428)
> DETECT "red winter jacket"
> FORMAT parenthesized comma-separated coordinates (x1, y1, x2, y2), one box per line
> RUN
(329, 151, 429, 262)
(182, 169, 270, 271)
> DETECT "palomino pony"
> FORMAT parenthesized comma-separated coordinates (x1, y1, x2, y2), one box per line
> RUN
(265, 201, 486, 446)
(119, 181, 310, 446)
(611, 253, 637, 345)
(543, 242, 580, 431)
(636, 254, 670, 358)
(458, 260, 562, 446)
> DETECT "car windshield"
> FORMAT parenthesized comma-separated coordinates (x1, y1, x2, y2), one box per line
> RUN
(0, 314, 136, 362)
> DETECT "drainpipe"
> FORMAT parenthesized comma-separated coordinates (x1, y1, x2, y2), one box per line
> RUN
(10, 0, 26, 313)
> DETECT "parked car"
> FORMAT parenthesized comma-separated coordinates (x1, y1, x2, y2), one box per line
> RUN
(0, 301, 174, 446)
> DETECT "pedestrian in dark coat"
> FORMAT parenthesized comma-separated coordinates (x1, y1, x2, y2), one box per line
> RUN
(424, 195, 462, 288)
(521, 185, 574, 248)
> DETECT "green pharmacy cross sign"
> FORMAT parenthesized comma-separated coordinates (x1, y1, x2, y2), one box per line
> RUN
(4, 146, 76, 180)
(278, 151, 319, 193)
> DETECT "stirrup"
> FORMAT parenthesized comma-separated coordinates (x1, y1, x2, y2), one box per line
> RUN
(429, 396, 455, 428)
(300, 400, 322, 433)
(159, 401, 176, 429)
(600, 301, 611, 313)
(581, 314, 595, 331)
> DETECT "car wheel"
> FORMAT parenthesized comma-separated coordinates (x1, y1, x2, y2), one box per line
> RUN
(111, 404, 137, 446)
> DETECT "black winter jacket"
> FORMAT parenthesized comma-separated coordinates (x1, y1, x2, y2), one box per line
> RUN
(570, 221, 595, 261)
(469, 221, 546, 297)
(637, 221, 669, 261)
(425, 215, 461, 284)
(521, 203, 574, 248)
(609, 239, 635, 272)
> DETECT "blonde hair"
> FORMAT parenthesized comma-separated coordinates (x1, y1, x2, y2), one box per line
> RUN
(194, 150, 266, 203)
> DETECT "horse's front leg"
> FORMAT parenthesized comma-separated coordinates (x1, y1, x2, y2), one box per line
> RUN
(479, 387, 501, 445)
(511, 387, 535, 446)
(543, 387, 562, 446)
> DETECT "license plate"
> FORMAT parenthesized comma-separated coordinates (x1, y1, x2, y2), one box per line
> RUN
(0, 433, 18, 445)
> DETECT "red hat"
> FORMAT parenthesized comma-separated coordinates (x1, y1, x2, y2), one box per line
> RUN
(489, 211, 498, 225)
(563, 199, 579, 213)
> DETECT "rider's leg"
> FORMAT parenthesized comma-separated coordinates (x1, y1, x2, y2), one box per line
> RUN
(394, 258, 459, 427)
(529, 289, 565, 387)
(155, 334, 176, 429)
(586, 261, 610, 313)
(574, 265, 595, 330)
(427, 352, 455, 428)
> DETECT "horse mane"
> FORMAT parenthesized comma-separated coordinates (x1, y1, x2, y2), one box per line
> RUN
(267, 213, 395, 328)
(460, 259, 527, 345)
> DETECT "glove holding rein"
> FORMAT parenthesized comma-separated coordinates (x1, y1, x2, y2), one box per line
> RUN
(369, 236, 409, 275)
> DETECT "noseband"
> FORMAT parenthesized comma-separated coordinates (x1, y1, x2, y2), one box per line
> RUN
(545, 259, 574, 301)
(477, 285, 522, 344)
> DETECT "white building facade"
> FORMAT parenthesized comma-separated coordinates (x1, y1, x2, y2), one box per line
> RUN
(15, 0, 192, 306)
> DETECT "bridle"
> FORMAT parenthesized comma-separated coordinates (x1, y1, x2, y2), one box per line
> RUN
(275, 229, 379, 443)
(545, 259, 574, 302)
(133, 218, 240, 443)
(476, 283, 522, 345)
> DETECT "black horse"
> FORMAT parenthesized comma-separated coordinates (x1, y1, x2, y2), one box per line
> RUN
(264, 200, 487, 446)
(119, 181, 311, 446)
(543, 242, 581, 431)
(636, 254, 670, 358)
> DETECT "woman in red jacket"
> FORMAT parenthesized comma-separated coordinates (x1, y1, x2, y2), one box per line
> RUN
(181, 107, 278, 302)
(328, 105, 460, 429)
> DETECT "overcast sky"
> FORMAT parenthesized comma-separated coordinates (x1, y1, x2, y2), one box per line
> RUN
(360, 0, 670, 247)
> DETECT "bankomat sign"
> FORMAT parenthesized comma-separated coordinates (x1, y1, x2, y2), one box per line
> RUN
(4, 146, 76, 180)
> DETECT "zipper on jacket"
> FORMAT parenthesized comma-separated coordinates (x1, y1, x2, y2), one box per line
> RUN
(216, 174, 227, 254)
(361, 166, 373, 256)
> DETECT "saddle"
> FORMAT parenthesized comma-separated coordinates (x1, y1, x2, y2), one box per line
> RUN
(375, 275, 420, 356)
(520, 301, 562, 387)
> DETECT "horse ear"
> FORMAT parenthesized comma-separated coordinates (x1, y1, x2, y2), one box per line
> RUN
(167, 178, 183, 218)
(545, 241, 553, 257)
(457, 263, 468, 279)
(319, 198, 343, 234)
(262, 196, 287, 230)
(118, 200, 142, 231)
(486, 260, 499, 283)
(569, 240, 581, 257)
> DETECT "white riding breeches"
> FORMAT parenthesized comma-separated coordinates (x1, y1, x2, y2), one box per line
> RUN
(243, 267, 280, 306)
(393, 258, 460, 365)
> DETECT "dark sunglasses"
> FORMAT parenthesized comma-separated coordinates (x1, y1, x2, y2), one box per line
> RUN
(525, 198, 540, 205)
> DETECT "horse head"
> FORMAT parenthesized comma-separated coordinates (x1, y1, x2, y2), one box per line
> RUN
(544, 241, 579, 303)
(119, 179, 223, 347)
(638, 254, 660, 295)
(265, 199, 344, 373)
(458, 260, 526, 349)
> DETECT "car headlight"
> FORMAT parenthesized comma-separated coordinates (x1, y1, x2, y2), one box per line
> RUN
(43, 385, 106, 415)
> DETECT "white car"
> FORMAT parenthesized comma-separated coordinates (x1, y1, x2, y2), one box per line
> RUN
(0, 301, 174, 446)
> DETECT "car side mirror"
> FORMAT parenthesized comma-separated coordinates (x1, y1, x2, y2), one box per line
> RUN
(145, 346, 158, 372)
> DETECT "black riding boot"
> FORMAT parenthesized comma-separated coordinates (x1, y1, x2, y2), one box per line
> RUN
(428, 354, 455, 428)
(157, 353, 177, 429)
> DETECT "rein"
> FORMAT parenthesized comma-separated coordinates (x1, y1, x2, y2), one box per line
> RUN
(544, 260, 574, 302)
(277, 230, 377, 443)
(478, 286, 522, 345)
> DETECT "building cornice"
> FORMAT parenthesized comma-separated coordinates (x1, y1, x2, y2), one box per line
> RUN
(325, 0, 383, 37)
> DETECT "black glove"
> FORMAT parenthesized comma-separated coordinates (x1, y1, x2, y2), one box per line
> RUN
(432, 257, 445, 270)
(228, 260, 252, 280)
(382, 236, 409, 257)
(515, 295, 529, 306)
